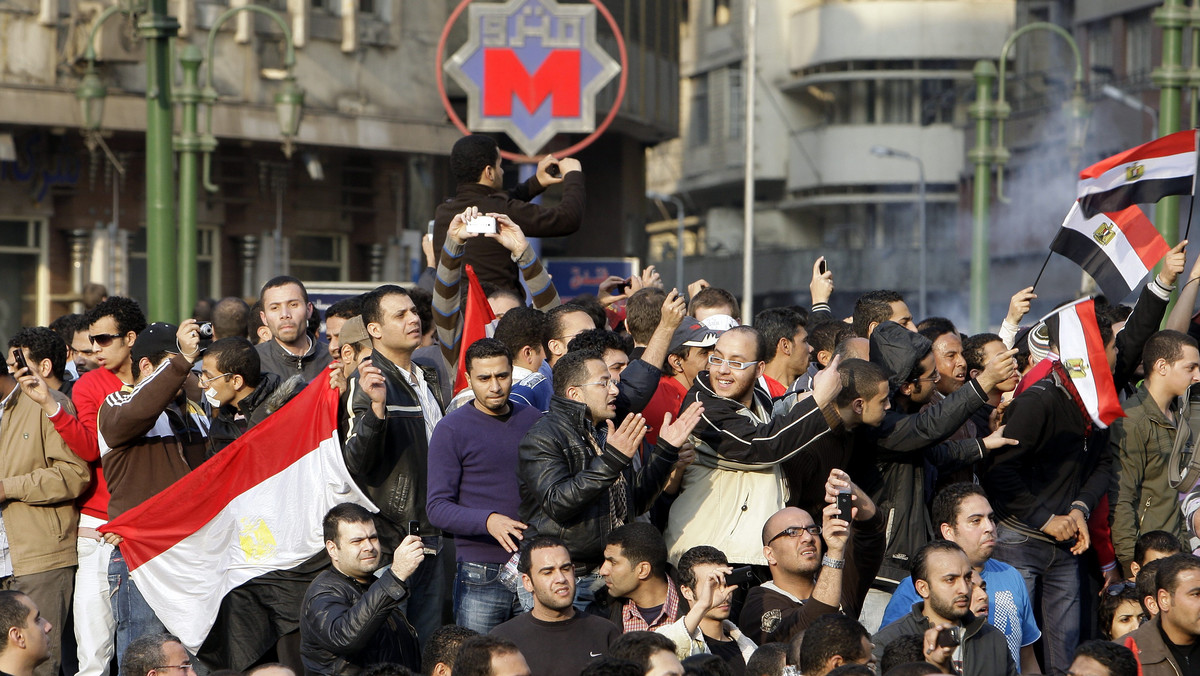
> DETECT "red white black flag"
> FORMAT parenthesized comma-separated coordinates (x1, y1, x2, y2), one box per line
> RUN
(1049, 201, 1169, 300)
(1077, 129, 1197, 218)
(1040, 298, 1125, 428)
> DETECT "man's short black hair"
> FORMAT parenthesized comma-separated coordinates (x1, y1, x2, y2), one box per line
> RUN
(912, 540, 965, 585)
(604, 522, 668, 580)
(121, 633, 180, 676)
(1142, 330, 1199, 376)
(931, 483, 989, 534)
(205, 337, 263, 388)
(0, 591, 30, 656)
(552, 348, 603, 398)
(689, 287, 740, 319)
(879, 635, 927, 675)
(517, 535, 569, 575)
(49, 313, 88, 346)
(325, 296, 364, 322)
(677, 545, 729, 590)
(1135, 530, 1184, 566)
(453, 635, 521, 676)
(834, 358, 890, 409)
(565, 295, 608, 331)
(827, 666, 874, 676)
(608, 631, 678, 672)
(745, 643, 788, 676)
(544, 304, 594, 355)
(259, 275, 309, 304)
(494, 306, 547, 356)
(248, 300, 266, 345)
(1137, 558, 1165, 616)
(723, 326, 768, 362)
(359, 665, 412, 676)
(450, 135, 500, 185)
(579, 658, 642, 676)
(753, 308, 805, 362)
(213, 297, 251, 340)
(408, 287, 434, 335)
(9, 327, 67, 381)
(809, 321, 853, 360)
(87, 296, 147, 336)
(625, 288, 667, 344)
(682, 653, 731, 675)
(916, 317, 957, 341)
(422, 625, 478, 676)
(961, 332, 1002, 373)
(568, 328, 632, 357)
(798, 613, 870, 676)
(882, 661, 941, 676)
(1155, 553, 1200, 595)
(465, 338, 512, 374)
(361, 285, 412, 328)
(322, 503, 374, 544)
(1073, 640, 1138, 676)
(852, 290, 903, 338)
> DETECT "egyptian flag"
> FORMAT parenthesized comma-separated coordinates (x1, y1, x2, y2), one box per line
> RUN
(1049, 201, 1169, 300)
(1042, 298, 1125, 428)
(1077, 129, 1197, 217)
(100, 378, 375, 653)
(453, 264, 496, 396)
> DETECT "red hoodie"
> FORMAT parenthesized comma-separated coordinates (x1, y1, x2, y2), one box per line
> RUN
(49, 368, 123, 521)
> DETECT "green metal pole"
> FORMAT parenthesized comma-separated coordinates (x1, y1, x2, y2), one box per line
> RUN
(1154, 0, 1188, 322)
(969, 61, 997, 334)
(141, 0, 180, 322)
(176, 46, 203, 319)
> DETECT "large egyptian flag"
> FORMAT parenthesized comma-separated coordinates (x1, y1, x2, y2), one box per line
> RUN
(1077, 129, 1197, 218)
(453, 263, 496, 396)
(100, 378, 376, 653)
(1041, 298, 1125, 428)
(1049, 201, 1169, 300)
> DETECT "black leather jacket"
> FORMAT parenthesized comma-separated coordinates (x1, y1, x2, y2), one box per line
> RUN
(343, 350, 445, 550)
(518, 395, 679, 569)
(206, 372, 282, 456)
(299, 567, 419, 676)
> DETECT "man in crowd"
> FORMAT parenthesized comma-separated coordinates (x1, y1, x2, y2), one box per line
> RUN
(322, 296, 362, 363)
(688, 287, 739, 324)
(422, 624, 478, 676)
(640, 318, 720, 446)
(98, 320, 209, 661)
(853, 290, 916, 337)
(738, 470, 883, 644)
(256, 276, 332, 381)
(1129, 531, 1183, 582)
(919, 318, 968, 397)
(300, 503, 423, 674)
(433, 134, 583, 295)
(212, 297, 251, 341)
(881, 483, 1040, 672)
(872, 541, 1016, 676)
(1121, 554, 1200, 676)
(58, 314, 100, 378)
(121, 634, 191, 676)
(797, 614, 874, 676)
(1113, 330, 1200, 574)
(1, 328, 88, 676)
(518, 349, 702, 609)
(427, 338, 541, 633)
(753, 308, 809, 398)
(201, 336, 282, 455)
(625, 288, 667, 360)
(453, 635, 532, 676)
(1070, 641, 1138, 676)
(598, 522, 682, 632)
(0, 591, 52, 676)
(607, 632, 684, 676)
(343, 284, 446, 645)
(509, 304, 595, 412)
(656, 545, 756, 670)
(490, 536, 620, 676)
(961, 333, 1019, 435)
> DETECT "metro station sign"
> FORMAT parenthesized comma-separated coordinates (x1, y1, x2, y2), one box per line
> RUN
(442, 0, 623, 158)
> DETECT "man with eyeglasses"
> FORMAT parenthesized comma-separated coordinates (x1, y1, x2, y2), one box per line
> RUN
(121, 633, 195, 676)
(518, 349, 703, 611)
(738, 469, 882, 645)
(201, 337, 284, 456)
(663, 326, 845, 569)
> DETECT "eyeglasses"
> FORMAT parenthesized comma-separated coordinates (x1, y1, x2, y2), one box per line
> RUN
(913, 370, 941, 384)
(89, 333, 123, 347)
(1106, 581, 1137, 596)
(198, 372, 232, 387)
(767, 524, 821, 545)
(708, 355, 760, 371)
(578, 378, 617, 390)
(154, 665, 195, 673)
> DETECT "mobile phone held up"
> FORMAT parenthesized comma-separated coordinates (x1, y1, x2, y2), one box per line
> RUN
(725, 565, 755, 587)
(837, 490, 853, 522)
(11, 348, 27, 374)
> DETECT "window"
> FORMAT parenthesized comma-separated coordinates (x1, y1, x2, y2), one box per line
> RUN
(920, 79, 956, 125)
(289, 233, 348, 282)
(727, 66, 744, 139)
(713, 0, 731, 26)
(880, 80, 914, 124)
(689, 74, 710, 145)
(0, 220, 47, 346)
(1126, 12, 1152, 81)
(1089, 20, 1114, 82)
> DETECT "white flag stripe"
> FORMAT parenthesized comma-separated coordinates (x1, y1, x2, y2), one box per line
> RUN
(1060, 203, 1152, 290)
(1056, 303, 1108, 429)
(128, 432, 376, 653)
(1077, 149, 1196, 196)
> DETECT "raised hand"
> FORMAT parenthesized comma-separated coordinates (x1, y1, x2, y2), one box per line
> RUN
(606, 412, 648, 459)
(810, 257, 834, 306)
(1006, 286, 1036, 326)
(659, 402, 704, 448)
(390, 535, 425, 581)
(486, 213, 529, 256)
(447, 206, 481, 246)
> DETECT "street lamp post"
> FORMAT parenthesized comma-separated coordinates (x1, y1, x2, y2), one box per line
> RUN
(1101, 84, 1158, 141)
(870, 146, 927, 320)
(968, 22, 1090, 333)
(647, 191, 686, 290)
(76, 3, 303, 321)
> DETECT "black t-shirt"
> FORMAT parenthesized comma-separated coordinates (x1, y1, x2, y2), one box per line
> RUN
(705, 634, 746, 676)
(637, 603, 664, 626)
(1161, 625, 1200, 676)
(491, 611, 621, 676)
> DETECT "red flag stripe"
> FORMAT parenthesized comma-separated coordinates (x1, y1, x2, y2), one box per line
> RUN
(1079, 130, 1197, 179)
(1076, 299, 1124, 426)
(1110, 205, 1171, 269)
(454, 264, 497, 396)
(101, 378, 339, 569)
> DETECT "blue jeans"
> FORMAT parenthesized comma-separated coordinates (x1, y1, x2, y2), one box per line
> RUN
(453, 562, 522, 634)
(397, 549, 447, 649)
(109, 548, 167, 670)
(992, 523, 1080, 676)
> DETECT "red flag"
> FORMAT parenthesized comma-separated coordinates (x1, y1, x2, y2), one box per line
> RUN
(454, 264, 496, 396)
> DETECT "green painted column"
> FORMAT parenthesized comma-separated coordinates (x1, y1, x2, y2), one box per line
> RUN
(176, 46, 203, 320)
(140, 0, 180, 322)
(1154, 0, 1188, 322)
(969, 61, 997, 334)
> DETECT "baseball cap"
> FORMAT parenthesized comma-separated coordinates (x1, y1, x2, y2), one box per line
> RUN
(338, 316, 371, 348)
(130, 322, 180, 365)
(669, 317, 722, 352)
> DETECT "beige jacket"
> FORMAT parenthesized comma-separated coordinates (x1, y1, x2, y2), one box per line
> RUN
(0, 387, 89, 575)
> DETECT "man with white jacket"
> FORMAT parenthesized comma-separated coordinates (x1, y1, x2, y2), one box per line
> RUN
(656, 545, 756, 672)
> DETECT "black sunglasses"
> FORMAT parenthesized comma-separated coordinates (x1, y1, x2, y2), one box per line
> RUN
(89, 333, 123, 347)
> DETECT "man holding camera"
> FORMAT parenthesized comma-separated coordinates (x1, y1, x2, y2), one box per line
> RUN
(872, 540, 1015, 676)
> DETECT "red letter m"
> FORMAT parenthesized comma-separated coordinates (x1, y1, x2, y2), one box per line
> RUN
(482, 48, 581, 117)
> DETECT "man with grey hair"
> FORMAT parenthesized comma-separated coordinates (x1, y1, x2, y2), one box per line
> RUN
(120, 633, 189, 676)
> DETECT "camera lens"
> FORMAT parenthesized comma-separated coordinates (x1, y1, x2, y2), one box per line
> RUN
(198, 322, 213, 339)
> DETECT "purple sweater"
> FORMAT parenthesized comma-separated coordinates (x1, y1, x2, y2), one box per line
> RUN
(426, 401, 542, 564)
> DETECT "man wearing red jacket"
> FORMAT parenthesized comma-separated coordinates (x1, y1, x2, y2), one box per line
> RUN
(25, 297, 145, 676)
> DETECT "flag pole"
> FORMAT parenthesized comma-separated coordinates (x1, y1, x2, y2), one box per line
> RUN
(1031, 249, 1054, 292)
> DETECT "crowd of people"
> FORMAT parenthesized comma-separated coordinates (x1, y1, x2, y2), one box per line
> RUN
(3, 133, 1200, 676)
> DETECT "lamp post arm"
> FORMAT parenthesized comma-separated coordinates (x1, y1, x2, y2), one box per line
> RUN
(82, 5, 128, 64)
(994, 21, 1086, 204)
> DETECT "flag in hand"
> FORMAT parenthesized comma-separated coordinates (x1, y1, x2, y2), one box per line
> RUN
(1040, 298, 1125, 428)
(1077, 129, 1197, 218)
(454, 264, 497, 397)
(1050, 201, 1169, 300)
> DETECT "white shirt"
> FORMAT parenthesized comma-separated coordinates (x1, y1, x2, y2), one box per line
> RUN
(399, 362, 443, 443)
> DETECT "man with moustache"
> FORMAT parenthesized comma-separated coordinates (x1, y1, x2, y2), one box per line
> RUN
(872, 541, 1016, 676)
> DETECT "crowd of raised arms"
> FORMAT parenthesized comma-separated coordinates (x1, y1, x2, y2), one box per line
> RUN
(2, 134, 1200, 676)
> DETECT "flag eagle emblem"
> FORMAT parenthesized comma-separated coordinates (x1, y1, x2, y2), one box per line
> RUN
(1093, 222, 1117, 246)
(1126, 163, 1145, 181)
(1064, 358, 1089, 379)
